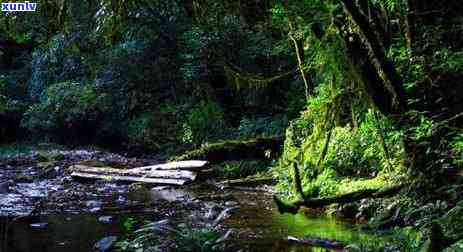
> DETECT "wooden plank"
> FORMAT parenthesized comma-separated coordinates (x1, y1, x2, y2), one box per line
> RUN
(70, 165, 197, 180)
(70, 172, 188, 185)
(132, 160, 209, 171)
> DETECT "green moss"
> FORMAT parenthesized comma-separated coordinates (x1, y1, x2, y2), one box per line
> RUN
(172, 137, 284, 163)
(212, 160, 270, 179)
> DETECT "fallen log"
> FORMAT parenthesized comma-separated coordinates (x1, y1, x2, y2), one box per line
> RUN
(287, 236, 345, 250)
(131, 160, 209, 172)
(70, 165, 198, 180)
(220, 176, 274, 187)
(172, 137, 284, 163)
(71, 172, 189, 185)
(274, 184, 405, 214)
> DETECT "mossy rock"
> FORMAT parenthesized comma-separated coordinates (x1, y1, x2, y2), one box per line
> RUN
(36, 152, 65, 162)
(50, 153, 65, 161)
(173, 137, 284, 163)
(37, 161, 58, 168)
(36, 153, 49, 162)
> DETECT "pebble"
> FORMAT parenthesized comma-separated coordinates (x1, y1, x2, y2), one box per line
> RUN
(94, 236, 118, 252)
(89, 207, 101, 213)
(98, 216, 113, 224)
(30, 223, 48, 229)
(86, 200, 102, 208)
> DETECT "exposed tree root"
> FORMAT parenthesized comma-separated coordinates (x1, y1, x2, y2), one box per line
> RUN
(274, 184, 405, 215)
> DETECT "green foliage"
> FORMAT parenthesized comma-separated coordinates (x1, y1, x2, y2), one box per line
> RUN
(432, 49, 463, 73)
(376, 227, 423, 252)
(126, 105, 182, 152)
(300, 169, 339, 198)
(174, 228, 221, 252)
(213, 160, 270, 179)
(123, 217, 137, 232)
(451, 133, 463, 166)
(181, 101, 227, 146)
(117, 220, 221, 252)
(444, 240, 463, 252)
(408, 113, 438, 141)
(22, 82, 98, 133)
(237, 115, 288, 139)
(0, 95, 25, 115)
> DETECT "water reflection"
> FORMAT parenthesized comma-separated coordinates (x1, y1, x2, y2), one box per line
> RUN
(223, 190, 382, 251)
(0, 214, 125, 252)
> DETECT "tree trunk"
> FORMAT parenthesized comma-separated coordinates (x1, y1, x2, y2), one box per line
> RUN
(284, 1, 314, 100)
(404, 0, 416, 50)
(340, 0, 407, 116)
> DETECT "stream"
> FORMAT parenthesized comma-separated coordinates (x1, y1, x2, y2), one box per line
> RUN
(0, 149, 386, 251)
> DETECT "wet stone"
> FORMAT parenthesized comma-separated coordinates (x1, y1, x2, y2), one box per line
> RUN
(86, 200, 102, 208)
(30, 223, 48, 229)
(116, 195, 126, 205)
(0, 181, 10, 194)
(94, 236, 118, 252)
(225, 201, 238, 207)
(98, 216, 113, 224)
(89, 207, 101, 213)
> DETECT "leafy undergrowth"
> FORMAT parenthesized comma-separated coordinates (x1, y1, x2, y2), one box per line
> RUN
(211, 160, 271, 180)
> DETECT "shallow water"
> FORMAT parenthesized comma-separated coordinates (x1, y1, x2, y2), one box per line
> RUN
(223, 190, 381, 251)
(0, 184, 384, 252)
(1, 214, 127, 252)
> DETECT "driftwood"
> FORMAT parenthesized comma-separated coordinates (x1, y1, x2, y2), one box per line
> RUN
(131, 160, 208, 171)
(274, 184, 405, 214)
(69, 160, 209, 185)
(71, 165, 198, 180)
(71, 172, 189, 185)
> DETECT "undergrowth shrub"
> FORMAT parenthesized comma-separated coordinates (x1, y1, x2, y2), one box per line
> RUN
(237, 114, 288, 139)
(181, 100, 227, 146)
(22, 81, 98, 138)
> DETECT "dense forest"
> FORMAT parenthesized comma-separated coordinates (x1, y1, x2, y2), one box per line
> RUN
(1, 0, 463, 251)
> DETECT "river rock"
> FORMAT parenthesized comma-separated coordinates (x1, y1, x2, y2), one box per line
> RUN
(14, 175, 34, 183)
(89, 207, 101, 213)
(225, 201, 238, 207)
(0, 181, 10, 193)
(86, 200, 102, 208)
(98, 216, 113, 224)
(116, 196, 126, 205)
(205, 208, 219, 220)
(39, 167, 58, 179)
(30, 223, 48, 229)
(94, 236, 117, 252)
(335, 203, 358, 219)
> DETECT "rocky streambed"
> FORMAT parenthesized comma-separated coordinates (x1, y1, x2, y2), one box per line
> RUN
(0, 148, 385, 252)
